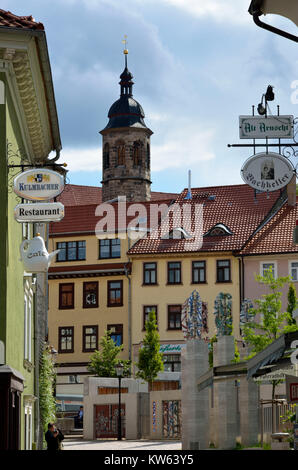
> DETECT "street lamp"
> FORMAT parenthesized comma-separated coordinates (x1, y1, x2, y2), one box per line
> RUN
(115, 362, 124, 441)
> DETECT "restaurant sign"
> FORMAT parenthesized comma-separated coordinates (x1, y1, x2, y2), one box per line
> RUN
(13, 168, 64, 201)
(241, 152, 294, 192)
(14, 202, 65, 223)
(239, 115, 293, 139)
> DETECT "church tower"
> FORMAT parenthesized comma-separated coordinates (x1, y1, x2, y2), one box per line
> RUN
(100, 45, 153, 202)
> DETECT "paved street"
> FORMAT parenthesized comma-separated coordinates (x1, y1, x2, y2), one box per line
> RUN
(63, 437, 182, 451)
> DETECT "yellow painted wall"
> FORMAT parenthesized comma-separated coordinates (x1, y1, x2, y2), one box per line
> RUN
(130, 253, 241, 350)
(48, 235, 130, 363)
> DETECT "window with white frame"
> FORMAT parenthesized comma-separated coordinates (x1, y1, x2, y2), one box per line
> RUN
(24, 403, 33, 450)
(24, 282, 33, 363)
(260, 261, 277, 279)
(290, 261, 298, 282)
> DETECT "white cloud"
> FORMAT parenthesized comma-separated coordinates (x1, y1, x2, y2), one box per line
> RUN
(146, 0, 251, 24)
(61, 147, 102, 173)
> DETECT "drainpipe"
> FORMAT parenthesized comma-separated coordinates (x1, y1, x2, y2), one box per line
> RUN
(124, 235, 132, 364)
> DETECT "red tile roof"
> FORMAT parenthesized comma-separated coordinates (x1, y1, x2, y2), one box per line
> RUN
(0, 9, 44, 30)
(239, 200, 298, 255)
(57, 184, 178, 207)
(50, 199, 173, 235)
(127, 184, 283, 255)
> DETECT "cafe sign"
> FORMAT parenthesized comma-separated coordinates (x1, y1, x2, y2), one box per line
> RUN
(241, 152, 294, 192)
(239, 115, 293, 139)
(13, 168, 64, 201)
(14, 202, 65, 223)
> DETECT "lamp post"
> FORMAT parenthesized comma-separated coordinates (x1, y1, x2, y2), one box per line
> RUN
(115, 362, 124, 441)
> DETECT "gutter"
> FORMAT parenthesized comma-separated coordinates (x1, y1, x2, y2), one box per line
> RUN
(248, 0, 298, 43)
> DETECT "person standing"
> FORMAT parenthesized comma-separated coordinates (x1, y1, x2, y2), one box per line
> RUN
(45, 423, 64, 451)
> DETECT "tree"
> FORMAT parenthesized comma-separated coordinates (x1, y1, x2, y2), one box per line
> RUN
(243, 267, 298, 402)
(87, 330, 131, 377)
(287, 283, 297, 326)
(136, 310, 164, 387)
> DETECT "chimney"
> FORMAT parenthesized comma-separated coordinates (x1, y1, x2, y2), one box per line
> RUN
(287, 175, 296, 206)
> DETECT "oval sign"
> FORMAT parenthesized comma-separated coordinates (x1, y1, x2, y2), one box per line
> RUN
(13, 168, 64, 201)
(241, 152, 294, 192)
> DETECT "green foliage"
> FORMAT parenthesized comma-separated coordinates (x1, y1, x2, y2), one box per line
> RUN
(243, 268, 298, 360)
(287, 283, 297, 326)
(87, 330, 131, 377)
(208, 335, 218, 368)
(136, 310, 164, 384)
(39, 344, 56, 434)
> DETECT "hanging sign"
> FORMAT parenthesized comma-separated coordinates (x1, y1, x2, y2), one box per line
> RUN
(239, 115, 293, 139)
(13, 168, 64, 201)
(20, 234, 60, 273)
(241, 152, 294, 192)
(14, 202, 65, 223)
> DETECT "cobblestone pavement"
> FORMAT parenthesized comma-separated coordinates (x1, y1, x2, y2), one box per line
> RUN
(63, 437, 182, 451)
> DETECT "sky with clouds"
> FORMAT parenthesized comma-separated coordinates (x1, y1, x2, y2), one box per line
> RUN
(4, 0, 298, 194)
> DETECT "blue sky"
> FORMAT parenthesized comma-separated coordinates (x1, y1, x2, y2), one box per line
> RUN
(4, 0, 298, 194)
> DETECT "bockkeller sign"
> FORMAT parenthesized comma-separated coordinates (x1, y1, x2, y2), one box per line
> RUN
(241, 152, 294, 192)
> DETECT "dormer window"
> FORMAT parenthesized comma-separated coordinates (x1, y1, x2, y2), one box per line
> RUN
(162, 227, 192, 240)
(204, 224, 233, 237)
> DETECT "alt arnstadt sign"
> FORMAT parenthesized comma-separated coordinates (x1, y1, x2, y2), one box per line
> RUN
(239, 115, 293, 139)
(241, 152, 294, 192)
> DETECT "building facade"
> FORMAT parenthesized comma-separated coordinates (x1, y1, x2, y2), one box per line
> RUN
(0, 9, 61, 450)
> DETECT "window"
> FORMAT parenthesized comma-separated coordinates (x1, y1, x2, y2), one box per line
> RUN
(56, 241, 86, 262)
(168, 305, 182, 330)
(133, 141, 141, 166)
(107, 324, 123, 346)
(260, 261, 276, 279)
(83, 282, 98, 308)
(143, 306, 158, 330)
(143, 262, 157, 285)
(117, 141, 125, 166)
(192, 261, 206, 284)
(59, 327, 74, 353)
(59, 283, 74, 309)
(167, 262, 182, 284)
(83, 326, 98, 352)
(107, 280, 123, 307)
(146, 143, 150, 169)
(99, 239, 121, 259)
(103, 143, 110, 169)
(290, 261, 298, 281)
(24, 292, 32, 363)
(216, 260, 231, 283)
(24, 404, 33, 450)
(163, 354, 181, 372)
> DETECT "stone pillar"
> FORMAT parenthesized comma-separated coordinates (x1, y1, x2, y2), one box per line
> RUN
(213, 336, 238, 449)
(181, 339, 209, 450)
(239, 377, 259, 447)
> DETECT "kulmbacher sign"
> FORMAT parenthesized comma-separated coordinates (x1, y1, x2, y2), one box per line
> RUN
(239, 115, 293, 139)
(241, 152, 294, 192)
(13, 168, 64, 201)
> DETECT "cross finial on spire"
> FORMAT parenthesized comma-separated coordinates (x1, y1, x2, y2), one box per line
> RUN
(122, 35, 128, 67)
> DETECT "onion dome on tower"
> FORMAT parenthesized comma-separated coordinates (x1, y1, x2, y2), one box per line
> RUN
(100, 40, 153, 203)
